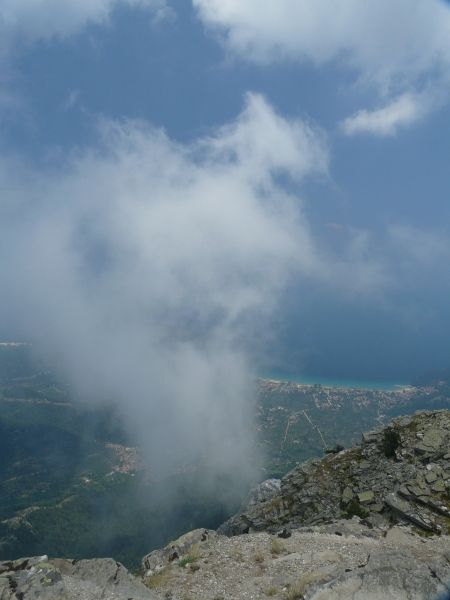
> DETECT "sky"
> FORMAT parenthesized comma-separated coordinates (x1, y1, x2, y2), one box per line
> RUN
(1, 0, 450, 477)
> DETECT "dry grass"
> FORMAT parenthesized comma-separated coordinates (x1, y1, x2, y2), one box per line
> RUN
(144, 567, 171, 589)
(286, 572, 324, 599)
(270, 538, 285, 556)
(178, 543, 201, 568)
(264, 585, 278, 596)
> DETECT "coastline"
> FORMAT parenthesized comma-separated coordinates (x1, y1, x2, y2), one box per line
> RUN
(259, 373, 412, 392)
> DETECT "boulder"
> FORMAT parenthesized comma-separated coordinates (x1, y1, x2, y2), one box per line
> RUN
(0, 556, 155, 599)
(142, 528, 217, 575)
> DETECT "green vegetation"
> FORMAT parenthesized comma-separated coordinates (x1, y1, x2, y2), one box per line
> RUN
(344, 499, 369, 519)
(382, 427, 401, 458)
(256, 379, 450, 477)
(178, 544, 200, 568)
(1, 346, 450, 570)
(0, 347, 232, 569)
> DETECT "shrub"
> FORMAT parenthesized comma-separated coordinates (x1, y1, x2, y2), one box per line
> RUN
(178, 543, 200, 568)
(264, 586, 278, 596)
(382, 428, 401, 458)
(344, 499, 369, 519)
(286, 572, 323, 599)
(271, 538, 285, 555)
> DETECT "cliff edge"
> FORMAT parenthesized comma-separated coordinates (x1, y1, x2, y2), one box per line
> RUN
(141, 410, 450, 599)
(220, 409, 450, 536)
(2, 410, 450, 600)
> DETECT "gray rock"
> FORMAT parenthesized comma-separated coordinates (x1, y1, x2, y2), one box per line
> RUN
(357, 491, 375, 503)
(432, 480, 446, 493)
(245, 478, 281, 506)
(422, 429, 446, 450)
(142, 528, 217, 574)
(308, 547, 450, 600)
(138, 523, 450, 600)
(362, 430, 381, 444)
(218, 410, 450, 537)
(384, 493, 437, 531)
(0, 556, 155, 599)
(426, 471, 439, 483)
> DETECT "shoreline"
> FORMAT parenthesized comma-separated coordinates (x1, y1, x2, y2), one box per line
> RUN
(259, 376, 414, 392)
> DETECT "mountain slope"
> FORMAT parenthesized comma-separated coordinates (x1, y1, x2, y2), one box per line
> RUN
(141, 410, 450, 600)
(220, 410, 450, 536)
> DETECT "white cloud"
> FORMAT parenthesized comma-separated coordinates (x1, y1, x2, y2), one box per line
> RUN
(0, 0, 167, 44)
(341, 94, 429, 137)
(202, 93, 328, 186)
(0, 93, 327, 483)
(0, 86, 445, 481)
(194, 0, 450, 133)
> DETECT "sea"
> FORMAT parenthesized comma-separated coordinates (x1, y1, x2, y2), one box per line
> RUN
(263, 372, 410, 391)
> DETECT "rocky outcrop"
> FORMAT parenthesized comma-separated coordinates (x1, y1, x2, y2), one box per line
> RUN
(219, 410, 450, 537)
(4, 524, 449, 600)
(136, 521, 450, 600)
(0, 555, 155, 599)
(138, 410, 450, 599)
(142, 528, 217, 576)
(2, 410, 450, 600)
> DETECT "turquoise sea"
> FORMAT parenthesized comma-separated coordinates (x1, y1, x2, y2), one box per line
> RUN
(262, 372, 410, 391)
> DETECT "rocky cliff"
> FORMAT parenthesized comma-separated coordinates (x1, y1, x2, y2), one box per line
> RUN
(2, 410, 450, 600)
(0, 555, 155, 599)
(220, 409, 450, 536)
(139, 409, 450, 600)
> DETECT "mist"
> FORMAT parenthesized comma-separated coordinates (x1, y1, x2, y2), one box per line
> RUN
(0, 93, 328, 488)
(1, 88, 448, 493)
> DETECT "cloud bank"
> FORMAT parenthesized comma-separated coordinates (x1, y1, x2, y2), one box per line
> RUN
(194, 0, 450, 134)
(0, 93, 327, 483)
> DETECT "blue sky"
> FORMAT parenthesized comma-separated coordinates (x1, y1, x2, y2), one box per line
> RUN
(1, 0, 450, 385)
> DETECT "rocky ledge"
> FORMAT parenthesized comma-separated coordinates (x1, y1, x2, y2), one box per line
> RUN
(220, 410, 450, 536)
(0, 555, 155, 599)
(2, 410, 450, 600)
(141, 522, 449, 600)
(3, 524, 450, 599)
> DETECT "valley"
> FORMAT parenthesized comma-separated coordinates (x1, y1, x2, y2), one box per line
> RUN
(1, 345, 450, 569)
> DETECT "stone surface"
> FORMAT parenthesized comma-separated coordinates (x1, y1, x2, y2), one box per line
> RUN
(358, 491, 375, 503)
(140, 411, 450, 599)
(142, 528, 217, 575)
(140, 522, 450, 600)
(2, 411, 450, 600)
(220, 410, 450, 537)
(0, 556, 155, 599)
